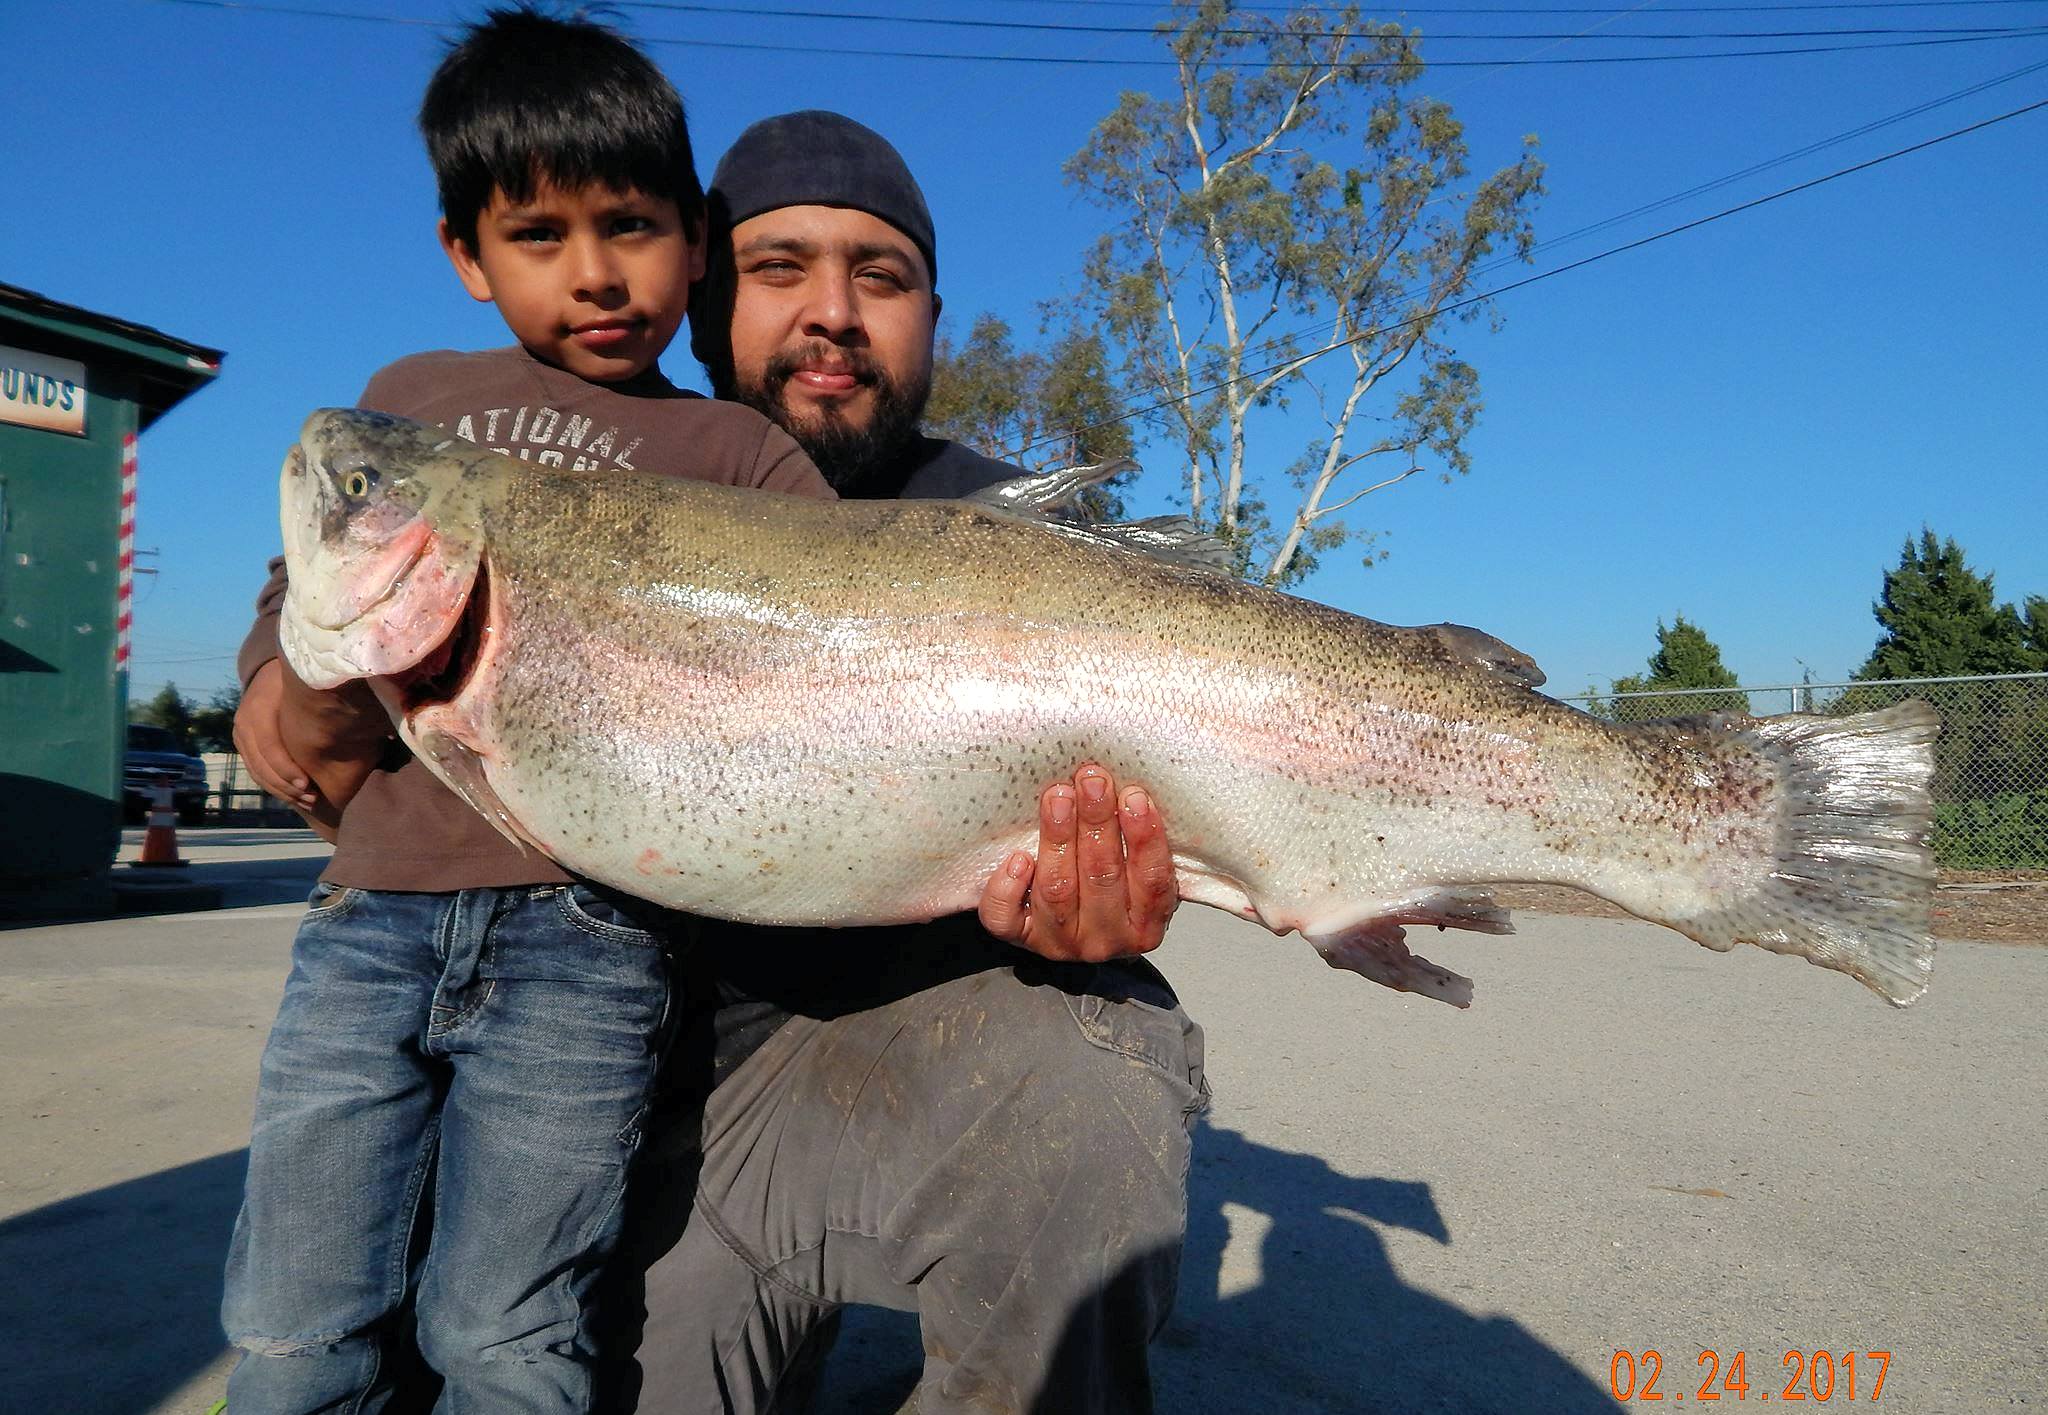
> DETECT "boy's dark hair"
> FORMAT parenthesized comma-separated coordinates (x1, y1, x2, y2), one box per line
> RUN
(421, 5, 704, 251)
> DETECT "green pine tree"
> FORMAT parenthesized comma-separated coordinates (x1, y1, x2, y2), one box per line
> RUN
(2021, 595, 2048, 670)
(1858, 529, 2034, 680)
(1604, 615, 1750, 721)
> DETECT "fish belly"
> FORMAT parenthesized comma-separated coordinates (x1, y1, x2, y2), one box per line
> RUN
(464, 575, 1618, 933)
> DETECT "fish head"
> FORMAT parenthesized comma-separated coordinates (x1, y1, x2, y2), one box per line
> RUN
(278, 408, 488, 691)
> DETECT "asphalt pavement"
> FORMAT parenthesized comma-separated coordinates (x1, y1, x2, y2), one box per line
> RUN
(2, 828, 2041, 1413)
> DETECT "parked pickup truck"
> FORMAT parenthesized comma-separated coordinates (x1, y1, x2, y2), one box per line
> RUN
(124, 723, 209, 826)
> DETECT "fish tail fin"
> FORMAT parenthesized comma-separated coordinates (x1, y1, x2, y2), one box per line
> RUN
(1674, 700, 1940, 1006)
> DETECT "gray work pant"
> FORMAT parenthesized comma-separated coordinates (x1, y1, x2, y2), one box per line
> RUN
(624, 959, 1208, 1414)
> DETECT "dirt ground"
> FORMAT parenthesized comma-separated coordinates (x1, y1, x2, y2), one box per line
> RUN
(1493, 869, 2046, 946)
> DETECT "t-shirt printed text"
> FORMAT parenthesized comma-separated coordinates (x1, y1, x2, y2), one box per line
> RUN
(452, 404, 642, 470)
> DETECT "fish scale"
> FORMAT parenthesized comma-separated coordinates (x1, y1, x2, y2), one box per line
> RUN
(281, 409, 1940, 1010)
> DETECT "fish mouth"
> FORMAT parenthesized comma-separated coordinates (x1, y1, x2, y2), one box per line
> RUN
(393, 554, 492, 711)
(296, 517, 437, 635)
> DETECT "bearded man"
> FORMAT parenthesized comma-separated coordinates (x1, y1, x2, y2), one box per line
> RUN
(623, 111, 1209, 1415)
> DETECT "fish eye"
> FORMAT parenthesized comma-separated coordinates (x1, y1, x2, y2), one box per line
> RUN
(341, 467, 379, 499)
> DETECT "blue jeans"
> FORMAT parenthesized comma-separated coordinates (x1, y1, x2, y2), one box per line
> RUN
(222, 883, 674, 1414)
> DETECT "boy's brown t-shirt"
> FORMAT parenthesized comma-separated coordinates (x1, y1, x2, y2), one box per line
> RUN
(238, 345, 836, 891)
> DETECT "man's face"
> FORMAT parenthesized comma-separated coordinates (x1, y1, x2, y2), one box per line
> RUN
(442, 178, 704, 383)
(724, 204, 937, 493)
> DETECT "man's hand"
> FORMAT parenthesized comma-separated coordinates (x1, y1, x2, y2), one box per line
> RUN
(978, 763, 1179, 962)
(234, 659, 392, 840)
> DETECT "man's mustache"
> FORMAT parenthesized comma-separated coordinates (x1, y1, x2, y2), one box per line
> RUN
(763, 343, 883, 388)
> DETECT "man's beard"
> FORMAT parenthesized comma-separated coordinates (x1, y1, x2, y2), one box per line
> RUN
(732, 342, 929, 497)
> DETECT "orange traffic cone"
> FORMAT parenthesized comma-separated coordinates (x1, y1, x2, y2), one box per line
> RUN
(132, 784, 188, 868)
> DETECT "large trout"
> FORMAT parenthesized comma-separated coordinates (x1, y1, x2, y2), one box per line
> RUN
(279, 409, 1939, 1008)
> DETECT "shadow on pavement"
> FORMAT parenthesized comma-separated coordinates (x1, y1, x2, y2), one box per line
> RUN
(820, 1115, 1621, 1412)
(1147, 1116, 1621, 1413)
(0, 1149, 246, 1414)
(0, 1088, 1617, 1413)
(0, 853, 327, 931)
(143, 853, 328, 911)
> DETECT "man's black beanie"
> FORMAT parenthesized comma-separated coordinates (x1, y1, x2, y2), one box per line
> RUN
(708, 110, 937, 287)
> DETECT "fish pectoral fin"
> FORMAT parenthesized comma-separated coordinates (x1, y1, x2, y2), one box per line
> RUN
(401, 718, 538, 857)
(1307, 920, 1476, 1009)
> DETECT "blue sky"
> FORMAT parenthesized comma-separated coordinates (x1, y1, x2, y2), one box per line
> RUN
(7, 0, 2045, 706)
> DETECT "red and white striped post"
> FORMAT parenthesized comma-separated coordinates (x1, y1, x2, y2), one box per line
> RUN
(115, 431, 136, 678)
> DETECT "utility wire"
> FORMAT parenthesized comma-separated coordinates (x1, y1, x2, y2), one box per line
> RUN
(624, 27, 2048, 66)
(987, 0, 2048, 12)
(1006, 96, 2048, 459)
(152, 0, 444, 26)
(616, 0, 2048, 40)
(1182, 52, 2048, 385)
(148, 0, 2048, 65)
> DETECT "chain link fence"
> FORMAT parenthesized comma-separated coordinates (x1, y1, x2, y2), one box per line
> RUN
(1559, 673, 2048, 870)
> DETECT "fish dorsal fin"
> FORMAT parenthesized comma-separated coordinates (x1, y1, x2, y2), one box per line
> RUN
(961, 458, 1138, 514)
(962, 461, 1237, 575)
(1059, 515, 1237, 574)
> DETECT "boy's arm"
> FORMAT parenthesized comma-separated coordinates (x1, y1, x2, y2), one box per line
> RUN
(234, 558, 394, 840)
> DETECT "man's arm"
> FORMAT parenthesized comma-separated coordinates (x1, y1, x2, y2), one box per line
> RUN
(977, 763, 1179, 963)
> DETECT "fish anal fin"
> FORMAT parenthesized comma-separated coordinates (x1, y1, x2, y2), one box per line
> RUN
(1307, 919, 1475, 1009)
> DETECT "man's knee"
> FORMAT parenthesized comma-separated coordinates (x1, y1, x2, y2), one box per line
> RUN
(1019, 959, 1209, 1170)
(1056, 960, 1207, 1099)
(902, 960, 1207, 1214)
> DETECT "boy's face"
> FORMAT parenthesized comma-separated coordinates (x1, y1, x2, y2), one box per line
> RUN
(724, 204, 937, 478)
(442, 179, 705, 383)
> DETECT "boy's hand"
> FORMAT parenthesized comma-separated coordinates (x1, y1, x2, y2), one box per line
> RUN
(234, 659, 392, 840)
(978, 763, 1179, 962)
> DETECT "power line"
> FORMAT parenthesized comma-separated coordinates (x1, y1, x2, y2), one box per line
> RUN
(152, 0, 443, 26)
(1516, 53, 2048, 245)
(1179, 52, 2048, 386)
(1006, 96, 2048, 459)
(146, 0, 2048, 65)
(616, 0, 2048, 40)
(628, 27, 2048, 66)
(985, 0, 2048, 11)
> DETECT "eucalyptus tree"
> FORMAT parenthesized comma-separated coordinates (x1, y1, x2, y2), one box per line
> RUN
(1060, 0, 1542, 584)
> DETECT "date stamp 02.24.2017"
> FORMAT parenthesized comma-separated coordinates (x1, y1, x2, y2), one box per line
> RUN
(1609, 1349, 1893, 1403)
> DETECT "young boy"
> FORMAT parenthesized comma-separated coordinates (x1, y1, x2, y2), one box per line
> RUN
(221, 9, 832, 1410)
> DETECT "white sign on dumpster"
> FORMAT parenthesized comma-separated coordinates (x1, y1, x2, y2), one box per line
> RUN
(0, 344, 87, 436)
